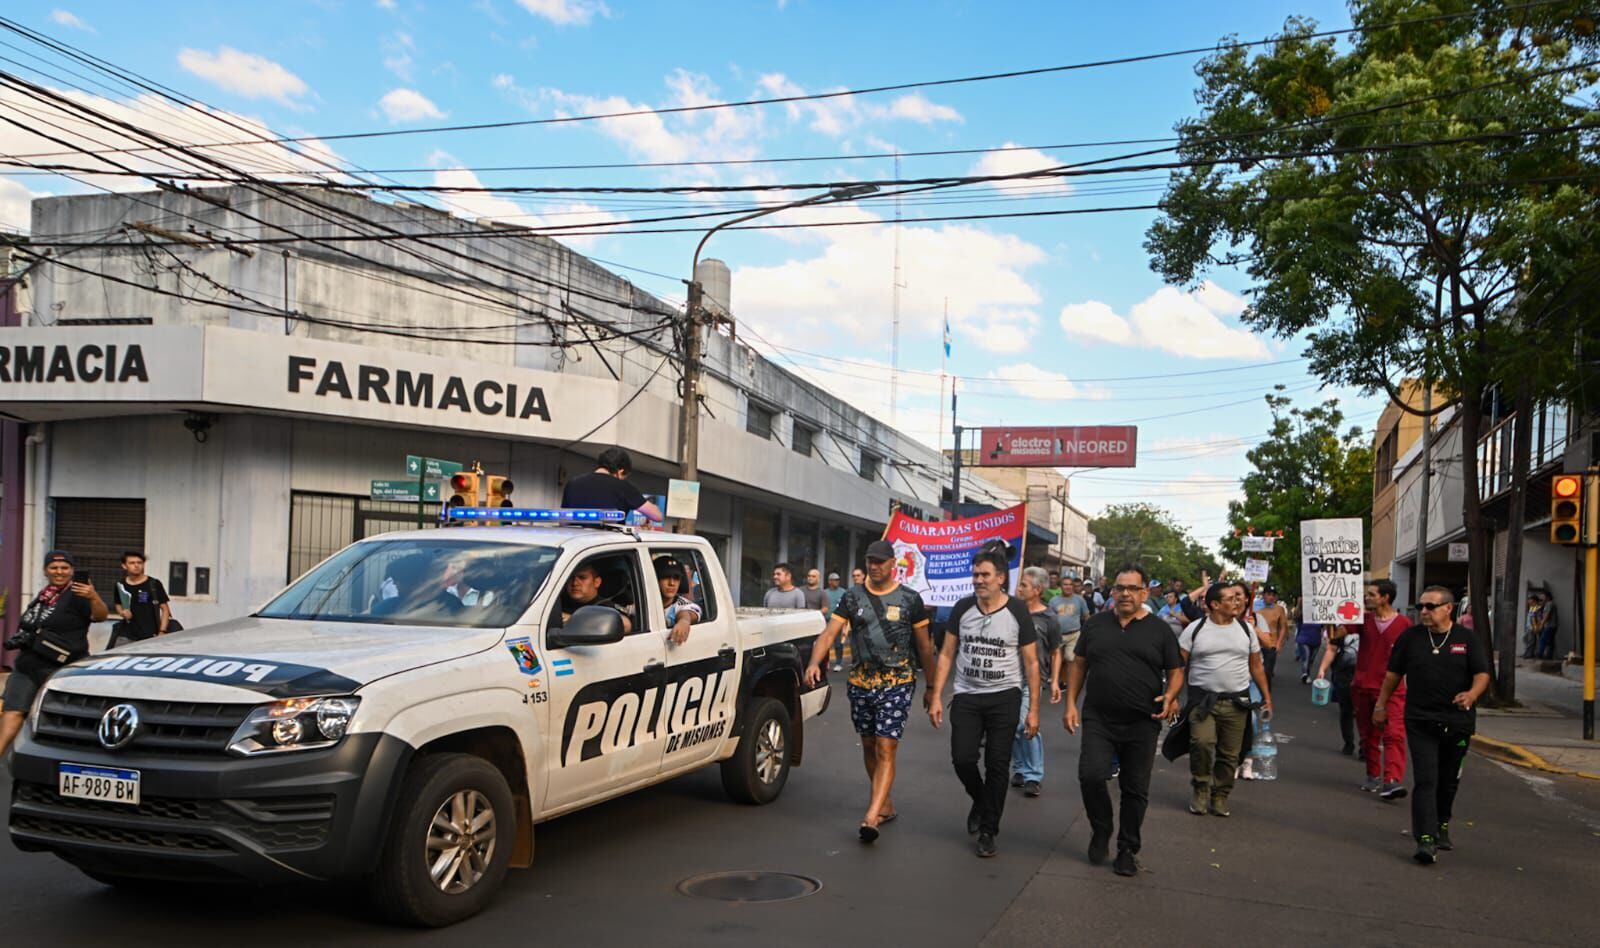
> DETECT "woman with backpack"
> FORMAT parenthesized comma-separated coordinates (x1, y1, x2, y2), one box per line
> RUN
(0, 551, 108, 756)
(1316, 623, 1360, 756)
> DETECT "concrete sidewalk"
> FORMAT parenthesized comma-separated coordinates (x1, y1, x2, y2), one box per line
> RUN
(1472, 660, 1600, 779)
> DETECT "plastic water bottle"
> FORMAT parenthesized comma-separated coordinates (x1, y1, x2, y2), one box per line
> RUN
(1253, 720, 1279, 781)
(1311, 678, 1332, 706)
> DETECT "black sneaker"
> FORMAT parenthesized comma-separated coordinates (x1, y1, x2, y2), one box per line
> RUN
(1379, 782, 1408, 801)
(967, 804, 981, 836)
(1024, 780, 1042, 797)
(1113, 849, 1139, 877)
(1010, 773, 1025, 788)
(976, 833, 997, 858)
(1414, 836, 1437, 865)
(1087, 832, 1110, 866)
(1437, 823, 1453, 851)
(1342, 743, 1356, 756)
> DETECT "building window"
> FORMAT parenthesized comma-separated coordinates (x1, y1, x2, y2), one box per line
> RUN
(792, 423, 815, 458)
(1375, 428, 1397, 491)
(859, 451, 881, 483)
(746, 401, 775, 440)
(739, 502, 780, 607)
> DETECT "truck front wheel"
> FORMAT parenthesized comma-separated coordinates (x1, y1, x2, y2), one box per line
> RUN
(720, 697, 792, 805)
(366, 752, 517, 927)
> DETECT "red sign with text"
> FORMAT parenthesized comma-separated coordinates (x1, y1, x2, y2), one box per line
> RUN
(978, 426, 1138, 468)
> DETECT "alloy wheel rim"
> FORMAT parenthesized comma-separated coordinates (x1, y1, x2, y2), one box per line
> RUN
(755, 718, 785, 784)
(425, 789, 497, 894)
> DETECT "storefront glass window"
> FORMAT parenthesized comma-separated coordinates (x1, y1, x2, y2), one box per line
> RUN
(739, 503, 779, 607)
(786, 516, 819, 576)
(824, 525, 850, 581)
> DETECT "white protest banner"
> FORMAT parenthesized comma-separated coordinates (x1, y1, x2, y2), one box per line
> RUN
(1243, 558, 1270, 583)
(1301, 518, 1365, 624)
(1240, 535, 1276, 553)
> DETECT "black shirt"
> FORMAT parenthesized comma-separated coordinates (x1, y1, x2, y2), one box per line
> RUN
(118, 577, 169, 639)
(1387, 623, 1491, 728)
(18, 587, 94, 663)
(561, 471, 647, 515)
(1076, 610, 1184, 724)
(834, 583, 929, 688)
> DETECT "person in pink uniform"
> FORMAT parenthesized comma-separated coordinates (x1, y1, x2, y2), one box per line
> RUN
(1329, 578, 1412, 800)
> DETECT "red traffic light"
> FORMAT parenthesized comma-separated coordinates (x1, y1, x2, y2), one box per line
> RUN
(451, 473, 472, 492)
(1553, 474, 1582, 498)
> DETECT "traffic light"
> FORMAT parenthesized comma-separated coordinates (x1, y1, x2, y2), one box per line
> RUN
(449, 471, 480, 509)
(487, 476, 514, 508)
(1551, 474, 1584, 545)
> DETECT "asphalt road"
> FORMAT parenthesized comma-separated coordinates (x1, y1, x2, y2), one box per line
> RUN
(3, 674, 1598, 946)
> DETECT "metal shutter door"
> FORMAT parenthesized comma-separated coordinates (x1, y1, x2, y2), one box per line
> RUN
(52, 498, 146, 590)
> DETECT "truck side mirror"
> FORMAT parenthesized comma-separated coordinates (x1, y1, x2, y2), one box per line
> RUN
(549, 605, 626, 647)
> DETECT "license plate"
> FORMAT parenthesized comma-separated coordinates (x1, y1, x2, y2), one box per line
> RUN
(58, 763, 140, 806)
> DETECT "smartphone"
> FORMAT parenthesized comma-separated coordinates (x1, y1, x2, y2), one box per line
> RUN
(74, 569, 92, 587)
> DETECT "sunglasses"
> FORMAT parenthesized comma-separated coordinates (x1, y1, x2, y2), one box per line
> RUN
(1415, 601, 1451, 611)
(1110, 584, 1144, 593)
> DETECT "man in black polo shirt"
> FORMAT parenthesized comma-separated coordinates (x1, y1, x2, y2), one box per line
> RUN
(561, 447, 663, 523)
(1064, 563, 1184, 877)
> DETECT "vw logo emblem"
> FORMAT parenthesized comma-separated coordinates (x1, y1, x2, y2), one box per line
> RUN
(97, 704, 140, 751)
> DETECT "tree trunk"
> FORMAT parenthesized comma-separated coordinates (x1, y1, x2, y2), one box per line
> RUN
(1457, 388, 1497, 685)
(1492, 383, 1534, 704)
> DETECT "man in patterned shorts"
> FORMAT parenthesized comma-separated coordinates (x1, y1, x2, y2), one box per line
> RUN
(806, 539, 934, 843)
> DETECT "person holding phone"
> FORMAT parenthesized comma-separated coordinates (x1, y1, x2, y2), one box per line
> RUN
(0, 551, 108, 756)
(113, 550, 171, 647)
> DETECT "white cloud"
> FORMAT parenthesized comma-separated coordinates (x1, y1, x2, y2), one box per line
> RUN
(50, 10, 93, 32)
(957, 308, 1038, 354)
(517, 0, 610, 25)
(382, 32, 415, 81)
(989, 362, 1082, 399)
(177, 47, 311, 110)
(1059, 282, 1270, 359)
(0, 84, 349, 224)
(427, 151, 618, 249)
(539, 71, 765, 168)
(378, 87, 446, 123)
(376, 0, 397, 9)
(969, 143, 1071, 196)
(757, 73, 962, 136)
(0, 177, 46, 233)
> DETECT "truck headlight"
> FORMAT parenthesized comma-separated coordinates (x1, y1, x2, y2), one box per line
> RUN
(27, 685, 49, 735)
(228, 696, 361, 756)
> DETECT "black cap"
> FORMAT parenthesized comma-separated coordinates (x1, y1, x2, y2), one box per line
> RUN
(1263, 584, 1278, 594)
(44, 550, 75, 566)
(864, 540, 895, 562)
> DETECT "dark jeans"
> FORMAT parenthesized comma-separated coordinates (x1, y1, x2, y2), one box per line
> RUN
(1406, 718, 1471, 843)
(1334, 676, 1356, 750)
(1260, 647, 1278, 680)
(950, 689, 1022, 837)
(1078, 716, 1160, 854)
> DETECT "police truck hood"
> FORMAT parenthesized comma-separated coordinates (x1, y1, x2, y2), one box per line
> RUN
(49, 616, 504, 699)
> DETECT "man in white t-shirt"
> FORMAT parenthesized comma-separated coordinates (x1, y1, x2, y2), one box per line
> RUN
(1178, 580, 1273, 818)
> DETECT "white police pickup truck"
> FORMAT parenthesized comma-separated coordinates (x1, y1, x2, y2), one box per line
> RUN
(7, 510, 830, 926)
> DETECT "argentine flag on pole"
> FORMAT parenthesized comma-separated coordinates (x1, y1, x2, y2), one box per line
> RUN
(942, 314, 952, 358)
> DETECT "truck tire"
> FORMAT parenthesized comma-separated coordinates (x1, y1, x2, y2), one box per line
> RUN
(720, 697, 792, 805)
(366, 752, 517, 927)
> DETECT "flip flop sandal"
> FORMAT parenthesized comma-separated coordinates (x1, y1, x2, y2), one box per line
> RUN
(877, 812, 898, 825)
(858, 823, 880, 843)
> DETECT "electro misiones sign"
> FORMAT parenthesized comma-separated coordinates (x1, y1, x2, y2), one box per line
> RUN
(978, 426, 1138, 468)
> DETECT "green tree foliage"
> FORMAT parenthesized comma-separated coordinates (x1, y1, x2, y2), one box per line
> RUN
(1144, 0, 1599, 698)
(1090, 503, 1221, 587)
(1220, 390, 1375, 597)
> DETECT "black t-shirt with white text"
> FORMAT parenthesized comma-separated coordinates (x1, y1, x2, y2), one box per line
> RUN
(1076, 610, 1184, 724)
(118, 577, 169, 639)
(1388, 623, 1491, 729)
(561, 471, 647, 515)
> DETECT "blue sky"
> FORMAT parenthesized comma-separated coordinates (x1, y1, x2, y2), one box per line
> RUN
(3, 0, 1388, 546)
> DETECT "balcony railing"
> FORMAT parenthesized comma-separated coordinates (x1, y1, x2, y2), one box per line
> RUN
(1477, 401, 1571, 499)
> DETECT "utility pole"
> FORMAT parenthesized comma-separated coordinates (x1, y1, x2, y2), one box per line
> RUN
(949, 381, 961, 518)
(890, 150, 902, 429)
(1584, 464, 1597, 740)
(1415, 383, 1433, 600)
(676, 184, 878, 535)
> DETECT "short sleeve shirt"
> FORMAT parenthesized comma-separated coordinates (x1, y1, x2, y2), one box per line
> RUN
(561, 471, 646, 515)
(1047, 593, 1089, 633)
(1388, 623, 1491, 729)
(1031, 609, 1063, 660)
(801, 587, 827, 611)
(1352, 613, 1412, 692)
(947, 596, 1036, 696)
(1076, 610, 1184, 724)
(835, 583, 929, 688)
(1178, 618, 1260, 693)
(763, 587, 808, 609)
(117, 577, 169, 639)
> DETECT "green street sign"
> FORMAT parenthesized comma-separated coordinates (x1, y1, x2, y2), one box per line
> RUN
(405, 455, 464, 478)
(372, 479, 429, 502)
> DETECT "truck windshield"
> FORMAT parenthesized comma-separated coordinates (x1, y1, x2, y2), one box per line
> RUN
(258, 539, 560, 628)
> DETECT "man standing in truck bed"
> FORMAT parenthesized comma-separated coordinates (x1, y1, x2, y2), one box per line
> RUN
(805, 540, 934, 843)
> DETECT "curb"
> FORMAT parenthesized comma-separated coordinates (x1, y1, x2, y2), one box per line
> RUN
(1470, 733, 1600, 781)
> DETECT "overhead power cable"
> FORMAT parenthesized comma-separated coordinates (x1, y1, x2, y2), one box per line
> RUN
(0, 1, 1570, 160)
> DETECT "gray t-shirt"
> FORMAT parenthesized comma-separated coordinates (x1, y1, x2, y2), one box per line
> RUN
(1048, 593, 1089, 633)
(948, 595, 1037, 696)
(763, 587, 808, 609)
(801, 586, 827, 611)
(1178, 617, 1260, 693)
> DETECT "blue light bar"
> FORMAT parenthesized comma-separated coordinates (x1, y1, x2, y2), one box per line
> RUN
(442, 506, 627, 524)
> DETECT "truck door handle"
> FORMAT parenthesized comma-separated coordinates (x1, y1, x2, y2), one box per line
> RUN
(718, 646, 736, 660)
(644, 660, 665, 673)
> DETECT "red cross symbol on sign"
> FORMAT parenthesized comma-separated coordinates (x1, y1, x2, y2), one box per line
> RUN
(1336, 600, 1361, 621)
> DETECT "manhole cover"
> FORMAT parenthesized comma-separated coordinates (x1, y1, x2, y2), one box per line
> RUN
(677, 870, 822, 903)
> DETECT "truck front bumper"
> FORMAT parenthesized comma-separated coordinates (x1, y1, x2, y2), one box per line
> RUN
(8, 729, 412, 884)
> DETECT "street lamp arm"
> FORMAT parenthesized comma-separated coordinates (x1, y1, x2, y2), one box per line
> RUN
(691, 186, 871, 275)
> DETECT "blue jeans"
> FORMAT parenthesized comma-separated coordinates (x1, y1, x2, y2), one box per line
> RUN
(1011, 686, 1044, 782)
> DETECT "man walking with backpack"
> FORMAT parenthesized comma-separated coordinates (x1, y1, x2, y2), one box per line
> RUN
(1178, 581, 1273, 817)
(112, 551, 171, 648)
